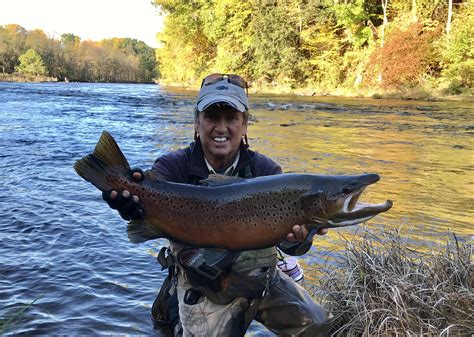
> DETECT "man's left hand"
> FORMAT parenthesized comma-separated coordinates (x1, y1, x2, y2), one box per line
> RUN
(286, 225, 328, 243)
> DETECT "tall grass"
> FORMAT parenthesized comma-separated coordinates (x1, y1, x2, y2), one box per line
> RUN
(311, 229, 473, 336)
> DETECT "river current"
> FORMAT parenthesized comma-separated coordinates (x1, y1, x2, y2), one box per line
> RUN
(0, 82, 472, 335)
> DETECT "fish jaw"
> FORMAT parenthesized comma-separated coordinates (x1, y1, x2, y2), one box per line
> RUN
(304, 173, 392, 228)
(328, 184, 393, 227)
(329, 200, 393, 227)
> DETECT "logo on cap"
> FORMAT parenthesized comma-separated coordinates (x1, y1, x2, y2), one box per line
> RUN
(215, 85, 228, 90)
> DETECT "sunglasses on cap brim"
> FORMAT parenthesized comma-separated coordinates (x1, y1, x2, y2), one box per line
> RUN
(200, 73, 248, 93)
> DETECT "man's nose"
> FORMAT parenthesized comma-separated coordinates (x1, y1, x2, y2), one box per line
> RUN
(214, 117, 227, 130)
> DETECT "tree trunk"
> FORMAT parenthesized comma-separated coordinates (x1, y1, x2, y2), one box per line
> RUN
(378, 0, 389, 84)
(380, 0, 389, 48)
(446, 0, 453, 37)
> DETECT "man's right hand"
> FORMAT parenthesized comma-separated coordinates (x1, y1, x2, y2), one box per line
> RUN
(102, 168, 145, 220)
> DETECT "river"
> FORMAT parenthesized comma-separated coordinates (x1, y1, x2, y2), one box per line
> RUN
(0, 82, 472, 335)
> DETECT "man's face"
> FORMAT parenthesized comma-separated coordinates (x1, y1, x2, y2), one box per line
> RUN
(195, 105, 247, 168)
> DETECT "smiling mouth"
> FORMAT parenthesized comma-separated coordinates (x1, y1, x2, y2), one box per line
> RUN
(212, 136, 229, 143)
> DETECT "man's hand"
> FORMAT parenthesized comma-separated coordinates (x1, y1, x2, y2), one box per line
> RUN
(286, 225, 328, 243)
(102, 168, 144, 220)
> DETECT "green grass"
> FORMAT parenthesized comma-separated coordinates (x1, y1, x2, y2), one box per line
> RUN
(0, 296, 42, 335)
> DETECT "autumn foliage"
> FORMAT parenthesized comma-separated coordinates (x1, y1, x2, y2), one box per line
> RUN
(0, 24, 157, 83)
(368, 23, 439, 89)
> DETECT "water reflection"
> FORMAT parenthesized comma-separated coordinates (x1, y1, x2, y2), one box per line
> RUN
(246, 95, 473, 242)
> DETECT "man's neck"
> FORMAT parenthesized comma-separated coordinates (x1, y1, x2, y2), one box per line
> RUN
(204, 151, 240, 175)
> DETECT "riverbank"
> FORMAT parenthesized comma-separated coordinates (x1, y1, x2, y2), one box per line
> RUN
(2, 75, 472, 101)
(0, 73, 158, 84)
(307, 228, 473, 336)
(158, 79, 474, 102)
(0, 73, 58, 83)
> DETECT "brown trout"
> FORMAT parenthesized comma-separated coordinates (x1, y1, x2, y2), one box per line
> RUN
(74, 131, 392, 251)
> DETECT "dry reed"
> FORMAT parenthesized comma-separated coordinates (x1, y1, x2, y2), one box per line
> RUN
(311, 228, 473, 336)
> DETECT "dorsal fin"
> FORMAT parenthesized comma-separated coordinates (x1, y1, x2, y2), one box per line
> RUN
(200, 174, 245, 187)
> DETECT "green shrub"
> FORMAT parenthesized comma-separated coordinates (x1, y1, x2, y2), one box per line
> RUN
(15, 48, 47, 76)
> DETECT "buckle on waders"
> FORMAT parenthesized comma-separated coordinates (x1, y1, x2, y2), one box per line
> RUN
(177, 248, 238, 281)
(157, 247, 175, 270)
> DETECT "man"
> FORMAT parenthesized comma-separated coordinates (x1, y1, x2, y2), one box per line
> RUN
(104, 74, 332, 336)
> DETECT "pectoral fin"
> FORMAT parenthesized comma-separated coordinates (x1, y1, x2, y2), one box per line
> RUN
(127, 219, 164, 243)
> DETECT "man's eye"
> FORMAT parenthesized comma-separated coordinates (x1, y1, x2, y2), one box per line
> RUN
(206, 114, 218, 121)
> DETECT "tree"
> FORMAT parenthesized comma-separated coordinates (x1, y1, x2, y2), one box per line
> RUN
(441, 0, 474, 93)
(154, 0, 214, 83)
(15, 48, 48, 76)
(0, 24, 27, 73)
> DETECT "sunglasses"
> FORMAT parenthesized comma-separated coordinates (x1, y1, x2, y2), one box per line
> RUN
(200, 73, 248, 94)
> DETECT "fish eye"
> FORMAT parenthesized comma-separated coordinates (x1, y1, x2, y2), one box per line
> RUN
(342, 186, 353, 194)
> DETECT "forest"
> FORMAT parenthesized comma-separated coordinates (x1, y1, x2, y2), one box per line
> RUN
(0, 24, 157, 83)
(1, 1, 472, 97)
(153, 0, 473, 97)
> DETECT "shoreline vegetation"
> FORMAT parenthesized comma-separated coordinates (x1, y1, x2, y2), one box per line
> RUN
(154, 0, 473, 101)
(307, 228, 473, 336)
(158, 80, 474, 102)
(2, 1, 473, 102)
(2, 2, 473, 102)
(3, 74, 471, 102)
(0, 24, 157, 84)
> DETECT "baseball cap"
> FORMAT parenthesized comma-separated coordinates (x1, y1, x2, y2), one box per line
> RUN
(196, 74, 249, 113)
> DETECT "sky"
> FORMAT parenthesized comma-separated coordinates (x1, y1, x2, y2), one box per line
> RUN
(0, 0, 164, 48)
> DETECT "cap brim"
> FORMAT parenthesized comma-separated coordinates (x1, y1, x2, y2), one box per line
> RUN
(197, 95, 246, 113)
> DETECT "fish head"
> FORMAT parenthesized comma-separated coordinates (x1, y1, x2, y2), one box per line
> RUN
(302, 173, 392, 227)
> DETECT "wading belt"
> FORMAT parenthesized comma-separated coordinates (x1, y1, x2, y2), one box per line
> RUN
(157, 246, 239, 285)
(177, 248, 239, 283)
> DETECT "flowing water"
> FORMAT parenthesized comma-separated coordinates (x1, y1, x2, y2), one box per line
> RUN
(0, 82, 472, 335)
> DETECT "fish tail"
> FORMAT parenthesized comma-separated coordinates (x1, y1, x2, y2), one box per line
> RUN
(73, 131, 131, 191)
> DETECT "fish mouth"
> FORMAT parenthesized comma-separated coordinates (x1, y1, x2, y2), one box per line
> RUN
(333, 185, 392, 227)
